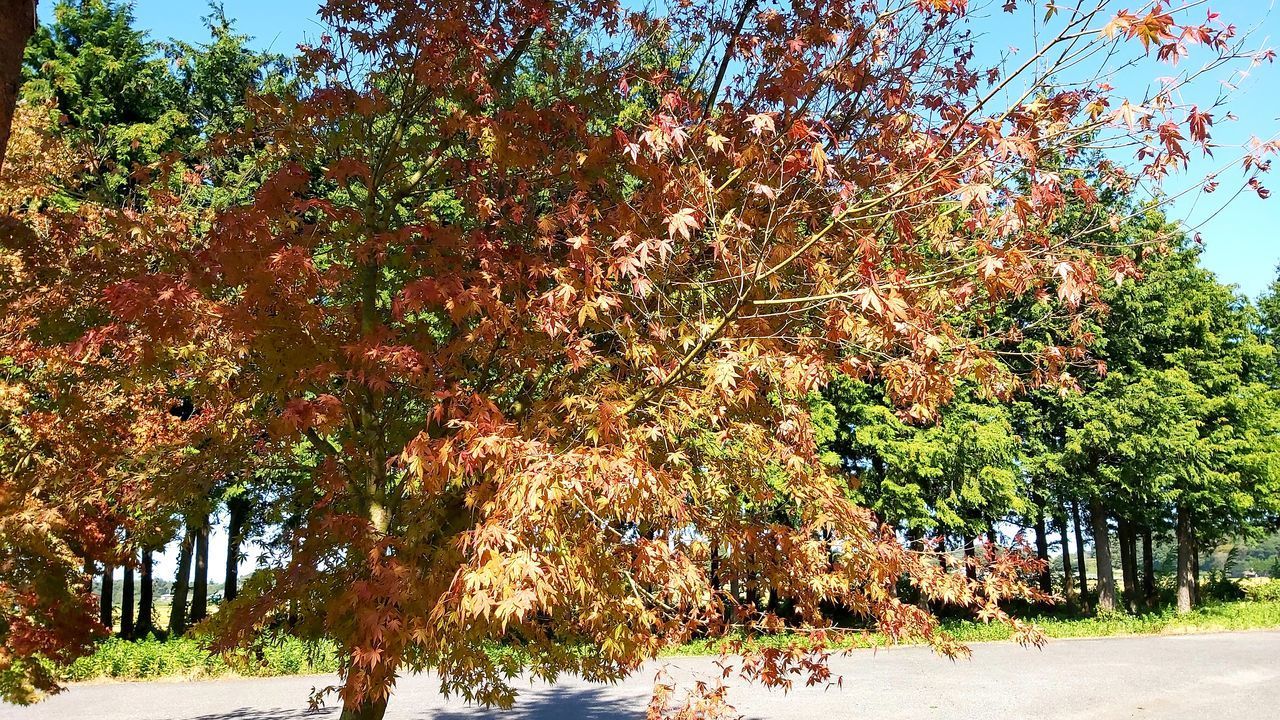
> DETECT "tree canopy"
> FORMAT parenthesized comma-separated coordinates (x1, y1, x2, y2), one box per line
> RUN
(1, 1, 1277, 718)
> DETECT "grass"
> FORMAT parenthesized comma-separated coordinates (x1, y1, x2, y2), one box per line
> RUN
(63, 597, 1280, 683)
(64, 633, 341, 682)
(665, 599, 1280, 657)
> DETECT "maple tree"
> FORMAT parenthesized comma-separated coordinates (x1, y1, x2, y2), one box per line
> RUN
(1, 1, 1276, 717)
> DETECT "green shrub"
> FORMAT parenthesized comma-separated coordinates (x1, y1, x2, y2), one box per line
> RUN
(1242, 578, 1280, 602)
(65, 633, 339, 682)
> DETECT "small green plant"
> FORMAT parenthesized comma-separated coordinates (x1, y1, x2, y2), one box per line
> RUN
(64, 634, 340, 682)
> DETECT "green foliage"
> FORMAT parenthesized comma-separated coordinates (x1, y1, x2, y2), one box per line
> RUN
(822, 377, 1023, 534)
(669, 600, 1280, 656)
(1072, 235, 1280, 544)
(1241, 578, 1280, 602)
(63, 633, 340, 682)
(22, 0, 183, 200)
(21, 0, 290, 207)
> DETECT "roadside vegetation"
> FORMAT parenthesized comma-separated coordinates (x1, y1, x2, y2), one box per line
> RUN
(65, 581, 1280, 683)
(64, 633, 340, 682)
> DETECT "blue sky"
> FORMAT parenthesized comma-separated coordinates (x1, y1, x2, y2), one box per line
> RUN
(966, 1, 1280, 299)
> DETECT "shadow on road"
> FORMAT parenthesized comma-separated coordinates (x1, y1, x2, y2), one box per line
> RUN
(188, 709, 337, 720)
(180, 685, 652, 720)
(424, 685, 646, 719)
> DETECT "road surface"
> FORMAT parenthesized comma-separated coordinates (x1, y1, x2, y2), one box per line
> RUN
(3, 630, 1278, 719)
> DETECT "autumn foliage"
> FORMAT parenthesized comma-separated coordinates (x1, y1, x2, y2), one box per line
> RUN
(0, 0, 1273, 716)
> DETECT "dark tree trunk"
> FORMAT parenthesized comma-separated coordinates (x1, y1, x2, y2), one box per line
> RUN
(904, 526, 928, 609)
(938, 534, 950, 574)
(120, 557, 135, 639)
(339, 697, 388, 720)
(0, 0, 37, 172)
(964, 536, 978, 581)
(190, 517, 210, 624)
(169, 529, 195, 636)
(1033, 511, 1052, 595)
(1089, 498, 1116, 614)
(1071, 501, 1089, 606)
(1141, 527, 1156, 609)
(1117, 518, 1140, 613)
(99, 564, 114, 630)
(224, 497, 250, 602)
(708, 538, 721, 592)
(1125, 523, 1140, 611)
(136, 549, 154, 638)
(1055, 511, 1074, 600)
(1191, 538, 1201, 607)
(1176, 503, 1195, 614)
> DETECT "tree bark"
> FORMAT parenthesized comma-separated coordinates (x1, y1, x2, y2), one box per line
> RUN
(1055, 511, 1074, 600)
(1033, 511, 1052, 594)
(1071, 501, 1089, 605)
(339, 697, 388, 720)
(1117, 517, 1139, 613)
(99, 564, 114, 631)
(224, 497, 250, 602)
(120, 560, 135, 639)
(963, 536, 978, 582)
(1089, 498, 1116, 614)
(169, 529, 195, 636)
(1191, 541, 1201, 606)
(905, 526, 928, 609)
(1141, 527, 1156, 609)
(0, 0, 37, 172)
(190, 515, 210, 624)
(1176, 503, 1195, 614)
(136, 548, 154, 638)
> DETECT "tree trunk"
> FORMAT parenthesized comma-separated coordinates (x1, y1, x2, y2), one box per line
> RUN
(964, 536, 978, 581)
(1089, 498, 1116, 614)
(190, 516, 210, 624)
(1191, 538, 1201, 607)
(1176, 503, 1195, 614)
(339, 697, 388, 720)
(169, 529, 195, 636)
(1141, 527, 1156, 609)
(1055, 511, 1074, 600)
(120, 560, 135, 639)
(1117, 518, 1139, 613)
(1071, 501, 1089, 605)
(225, 498, 249, 602)
(905, 526, 928, 609)
(708, 537, 721, 593)
(99, 564, 114, 630)
(1033, 511, 1052, 595)
(0, 0, 37, 172)
(136, 548, 154, 638)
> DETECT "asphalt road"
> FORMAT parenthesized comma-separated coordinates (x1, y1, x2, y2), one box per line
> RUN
(4, 631, 1278, 720)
